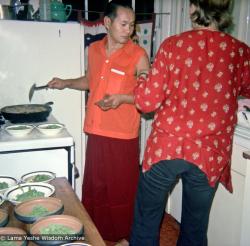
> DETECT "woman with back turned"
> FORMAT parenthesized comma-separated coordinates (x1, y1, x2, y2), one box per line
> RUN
(130, 0, 250, 245)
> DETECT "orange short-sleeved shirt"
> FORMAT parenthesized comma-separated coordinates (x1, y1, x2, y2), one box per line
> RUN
(84, 36, 147, 139)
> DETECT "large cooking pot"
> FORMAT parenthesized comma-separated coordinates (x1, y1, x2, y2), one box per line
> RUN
(1, 102, 53, 123)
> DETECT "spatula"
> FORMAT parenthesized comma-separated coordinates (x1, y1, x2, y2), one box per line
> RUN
(29, 83, 48, 102)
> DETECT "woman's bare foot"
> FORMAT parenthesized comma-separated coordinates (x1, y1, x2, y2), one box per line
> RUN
(114, 238, 129, 246)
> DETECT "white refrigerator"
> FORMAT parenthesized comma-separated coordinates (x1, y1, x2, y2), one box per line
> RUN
(0, 20, 86, 198)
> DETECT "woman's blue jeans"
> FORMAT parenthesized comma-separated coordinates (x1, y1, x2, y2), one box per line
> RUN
(129, 159, 218, 246)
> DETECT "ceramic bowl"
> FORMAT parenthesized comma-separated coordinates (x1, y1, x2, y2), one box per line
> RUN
(0, 227, 27, 246)
(4, 182, 55, 205)
(0, 209, 8, 227)
(5, 124, 34, 137)
(21, 171, 56, 183)
(30, 214, 84, 246)
(37, 123, 65, 136)
(14, 197, 64, 224)
(0, 176, 18, 194)
(61, 243, 91, 246)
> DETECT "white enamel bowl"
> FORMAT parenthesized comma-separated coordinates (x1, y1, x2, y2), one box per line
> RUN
(5, 124, 34, 137)
(21, 171, 56, 184)
(4, 182, 55, 205)
(37, 123, 65, 136)
(0, 176, 18, 194)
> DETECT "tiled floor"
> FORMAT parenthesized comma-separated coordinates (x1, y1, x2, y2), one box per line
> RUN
(105, 213, 180, 246)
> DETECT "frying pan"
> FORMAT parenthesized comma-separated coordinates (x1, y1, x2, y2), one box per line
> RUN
(1, 102, 53, 123)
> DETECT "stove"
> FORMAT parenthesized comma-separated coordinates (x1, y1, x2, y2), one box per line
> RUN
(0, 115, 73, 152)
(0, 115, 75, 187)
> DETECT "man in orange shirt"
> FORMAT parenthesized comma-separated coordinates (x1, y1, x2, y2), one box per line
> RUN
(47, 0, 149, 244)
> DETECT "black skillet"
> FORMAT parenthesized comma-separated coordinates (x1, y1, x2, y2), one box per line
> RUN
(1, 102, 53, 123)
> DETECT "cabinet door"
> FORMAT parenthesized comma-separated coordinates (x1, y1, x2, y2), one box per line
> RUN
(207, 171, 245, 246)
(207, 143, 248, 246)
(0, 149, 69, 180)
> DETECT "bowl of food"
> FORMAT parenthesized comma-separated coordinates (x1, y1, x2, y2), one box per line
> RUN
(21, 171, 56, 184)
(30, 215, 84, 246)
(61, 243, 91, 246)
(4, 183, 55, 205)
(4, 124, 34, 137)
(14, 197, 64, 224)
(0, 209, 8, 227)
(0, 227, 27, 246)
(37, 123, 65, 136)
(0, 176, 18, 194)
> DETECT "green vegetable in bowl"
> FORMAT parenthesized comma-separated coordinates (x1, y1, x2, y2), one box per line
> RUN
(40, 224, 75, 234)
(27, 205, 50, 217)
(16, 188, 45, 202)
(0, 182, 9, 190)
(0, 242, 17, 246)
(42, 124, 61, 129)
(31, 174, 52, 182)
(9, 126, 30, 130)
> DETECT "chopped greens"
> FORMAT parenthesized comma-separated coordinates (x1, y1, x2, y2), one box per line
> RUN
(42, 124, 61, 129)
(8, 125, 30, 130)
(0, 242, 17, 246)
(31, 174, 52, 182)
(40, 224, 75, 234)
(15, 187, 45, 202)
(27, 205, 50, 217)
(0, 182, 9, 190)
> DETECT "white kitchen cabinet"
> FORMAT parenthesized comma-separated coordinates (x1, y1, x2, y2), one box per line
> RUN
(207, 143, 247, 246)
(168, 130, 250, 246)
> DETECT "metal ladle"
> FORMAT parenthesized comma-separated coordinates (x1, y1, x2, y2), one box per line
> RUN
(29, 83, 48, 102)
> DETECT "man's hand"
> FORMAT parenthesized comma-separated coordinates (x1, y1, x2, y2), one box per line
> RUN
(47, 77, 67, 90)
(95, 94, 124, 111)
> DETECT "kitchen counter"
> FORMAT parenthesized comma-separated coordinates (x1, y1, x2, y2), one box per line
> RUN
(0, 177, 106, 246)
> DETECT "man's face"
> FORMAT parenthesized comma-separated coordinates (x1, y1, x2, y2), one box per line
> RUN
(107, 7, 135, 44)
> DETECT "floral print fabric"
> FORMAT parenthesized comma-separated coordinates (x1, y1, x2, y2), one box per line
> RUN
(135, 29, 250, 192)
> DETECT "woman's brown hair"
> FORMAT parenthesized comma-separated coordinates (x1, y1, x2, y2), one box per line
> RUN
(189, 0, 233, 31)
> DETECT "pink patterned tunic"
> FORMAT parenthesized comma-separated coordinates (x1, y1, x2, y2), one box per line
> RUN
(135, 29, 250, 192)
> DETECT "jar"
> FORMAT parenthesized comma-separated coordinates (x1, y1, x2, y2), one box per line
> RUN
(39, 0, 51, 21)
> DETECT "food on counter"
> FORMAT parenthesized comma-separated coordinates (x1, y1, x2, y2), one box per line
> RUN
(0, 182, 8, 190)
(40, 124, 62, 129)
(0, 241, 17, 246)
(27, 205, 50, 217)
(16, 188, 45, 202)
(37, 123, 64, 136)
(7, 125, 31, 130)
(40, 224, 75, 234)
(4, 105, 47, 114)
(29, 174, 52, 182)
